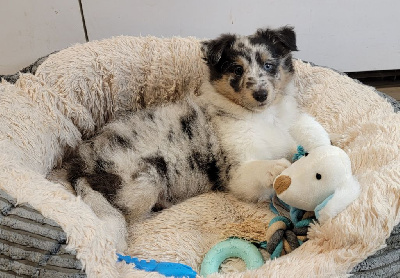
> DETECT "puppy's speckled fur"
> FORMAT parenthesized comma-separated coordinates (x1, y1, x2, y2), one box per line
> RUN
(67, 26, 308, 221)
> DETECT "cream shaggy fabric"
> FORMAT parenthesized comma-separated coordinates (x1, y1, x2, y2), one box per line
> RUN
(35, 36, 207, 139)
(0, 36, 398, 277)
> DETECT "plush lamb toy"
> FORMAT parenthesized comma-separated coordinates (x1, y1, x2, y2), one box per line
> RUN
(273, 145, 361, 224)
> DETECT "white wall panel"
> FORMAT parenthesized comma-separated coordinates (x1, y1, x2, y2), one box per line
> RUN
(82, 0, 400, 72)
(0, 0, 86, 74)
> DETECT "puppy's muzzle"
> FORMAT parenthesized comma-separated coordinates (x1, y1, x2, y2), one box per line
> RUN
(274, 175, 291, 195)
(253, 90, 268, 102)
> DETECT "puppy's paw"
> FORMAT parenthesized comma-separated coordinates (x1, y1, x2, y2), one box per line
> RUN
(275, 158, 292, 169)
(228, 159, 292, 203)
(265, 158, 291, 187)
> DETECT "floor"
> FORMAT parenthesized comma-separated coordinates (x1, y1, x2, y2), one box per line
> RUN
(347, 70, 400, 100)
(374, 85, 400, 100)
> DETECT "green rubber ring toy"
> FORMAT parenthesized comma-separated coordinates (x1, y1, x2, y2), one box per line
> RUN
(200, 238, 264, 277)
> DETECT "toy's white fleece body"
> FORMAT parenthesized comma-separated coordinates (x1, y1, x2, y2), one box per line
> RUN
(0, 36, 398, 277)
(317, 175, 361, 223)
(274, 145, 361, 223)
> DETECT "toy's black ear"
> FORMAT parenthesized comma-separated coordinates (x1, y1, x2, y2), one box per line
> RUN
(201, 34, 236, 66)
(251, 26, 298, 55)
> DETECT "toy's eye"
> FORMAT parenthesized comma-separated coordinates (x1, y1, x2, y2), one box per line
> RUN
(316, 173, 322, 180)
(304, 152, 309, 157)
(263, 63, 274, 71)
(233, 65, 244, 76)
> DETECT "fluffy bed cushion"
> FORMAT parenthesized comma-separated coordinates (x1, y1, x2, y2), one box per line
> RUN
(0, 36, 399, 277)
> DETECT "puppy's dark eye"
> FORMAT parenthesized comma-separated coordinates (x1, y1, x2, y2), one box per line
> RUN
(316, 173, 322, 180)
(304, 152, 309, 157)
(263, 63, 274, 71)
(233, 65, 244, 76)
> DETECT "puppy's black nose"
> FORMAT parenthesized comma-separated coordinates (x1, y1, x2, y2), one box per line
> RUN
(253, 90, 268, 102)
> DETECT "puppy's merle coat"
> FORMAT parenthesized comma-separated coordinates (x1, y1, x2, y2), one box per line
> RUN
(68, 27, 330, 221)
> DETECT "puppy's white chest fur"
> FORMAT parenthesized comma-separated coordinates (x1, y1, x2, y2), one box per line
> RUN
(197, 82, 299, 163)
(219, 97, 298, 162)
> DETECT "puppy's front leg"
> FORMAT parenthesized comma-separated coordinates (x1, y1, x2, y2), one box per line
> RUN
(228, 158, 291, 202)
(290, 113, 331, 151)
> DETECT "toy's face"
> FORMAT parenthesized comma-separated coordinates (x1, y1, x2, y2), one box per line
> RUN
(273, 145, 352, 211)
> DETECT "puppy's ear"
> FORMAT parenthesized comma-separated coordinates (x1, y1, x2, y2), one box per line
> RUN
(273, 26, 298, 52)
(252, 26, 298, 54)
(201, 34, 236, 66)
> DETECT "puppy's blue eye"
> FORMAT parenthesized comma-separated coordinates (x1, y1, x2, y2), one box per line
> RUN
(263, 63, 274, 71)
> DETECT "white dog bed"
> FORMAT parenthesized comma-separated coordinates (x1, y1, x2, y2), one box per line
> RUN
(0, 36, 399, 277)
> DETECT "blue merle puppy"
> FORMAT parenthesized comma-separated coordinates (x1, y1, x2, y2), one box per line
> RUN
(67, 27, 329, 222)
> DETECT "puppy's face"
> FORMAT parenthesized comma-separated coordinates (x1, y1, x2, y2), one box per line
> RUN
(202, 26, 298, 112)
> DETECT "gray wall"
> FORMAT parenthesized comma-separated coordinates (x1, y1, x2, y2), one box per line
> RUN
(1, 0, 399, 74)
